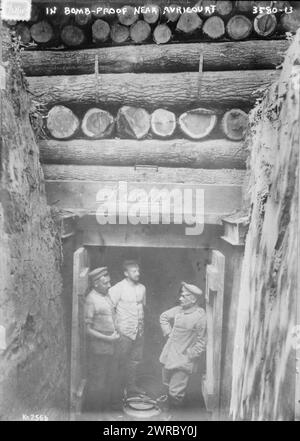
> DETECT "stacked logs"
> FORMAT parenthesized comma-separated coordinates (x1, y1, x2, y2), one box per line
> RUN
(46, 105, 248, 141)
(8, 1, 300, 48)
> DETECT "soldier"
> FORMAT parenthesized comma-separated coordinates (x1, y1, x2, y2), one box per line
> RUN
(159, 282, 206, 408)
(83, 267, 120, 412)
(109, 260, 146, 397)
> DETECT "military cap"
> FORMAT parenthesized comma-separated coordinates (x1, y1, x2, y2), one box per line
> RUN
(181, 281, 203, 297)
(89, 267, 109, 282)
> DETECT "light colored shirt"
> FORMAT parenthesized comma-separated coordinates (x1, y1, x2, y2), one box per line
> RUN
(159, 305, 206, 373)
(109, 279, 146, 341)
(85, 289, 116, 354)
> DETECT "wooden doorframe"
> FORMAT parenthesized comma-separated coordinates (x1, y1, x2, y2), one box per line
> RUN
(202, 249, 225, 415)
(70, 246, 90, 420)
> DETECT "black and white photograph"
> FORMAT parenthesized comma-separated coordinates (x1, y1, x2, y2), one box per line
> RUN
(0, 0, 299, 424)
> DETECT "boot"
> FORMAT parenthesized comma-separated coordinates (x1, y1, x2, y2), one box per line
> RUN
(168, 395, 184, 409)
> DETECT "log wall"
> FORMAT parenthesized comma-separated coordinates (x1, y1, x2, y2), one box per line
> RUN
(11, 1, 300, 50)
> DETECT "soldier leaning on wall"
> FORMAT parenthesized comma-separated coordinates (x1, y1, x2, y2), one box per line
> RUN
(82, 267, 121, 412)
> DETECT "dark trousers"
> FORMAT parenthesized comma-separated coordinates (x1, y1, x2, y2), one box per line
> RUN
(162, 367, 190, 403)
(83, 352, 116, 412)
(113, 334, 144, 399)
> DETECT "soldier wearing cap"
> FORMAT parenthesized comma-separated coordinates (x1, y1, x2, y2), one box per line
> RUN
(159, 281, 206, 408)
(83, 266, 120, 412)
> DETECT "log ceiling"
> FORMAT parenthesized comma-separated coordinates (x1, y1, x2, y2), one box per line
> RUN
(18, 1, 296, 225)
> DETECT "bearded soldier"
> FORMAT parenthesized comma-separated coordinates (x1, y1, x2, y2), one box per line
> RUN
(109, 260, 146, 397)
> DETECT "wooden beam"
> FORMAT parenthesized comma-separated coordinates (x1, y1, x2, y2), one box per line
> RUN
(42, 165, 246, 185)
(21, 40, 290, 76)
(45, 180, 243, 222)
(78, 216, 224, 248)
(39, 139, 247, 169)
(27, 70, 279, 110)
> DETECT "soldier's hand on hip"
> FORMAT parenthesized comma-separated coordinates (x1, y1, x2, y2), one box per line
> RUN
(109, 331, 120, 341)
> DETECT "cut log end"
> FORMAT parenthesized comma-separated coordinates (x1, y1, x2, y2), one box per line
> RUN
(235, 1, 254, 12)
(179, 108, 217, 140)
(143, 5, 160, 24)
(30, 21, 54, 44)
(47, 106, 79, 139)
(254, 1, 273, 7)
(226, 15, 253, 40)
(151, 109, 176, 138)
(130, 20, 151, 43)
(254, 13, 277, 37)
(110, 23, 129, 43)
(49, 13, 70, 28)
(117, 106, 150, 139)
(118, 6, 139, 26)
(74, 13, 92, 27)
(216, 1, 234, 16)
(15, 23, 32, 44)
(91, 3, 115, 20)
(61, 25, 85, 47)
(92, 19, 110, 43)
(221, 109, 248, 141)
(164, 4, 181, 23)
(280, 10, 300, 33)
(203, 16, 225, 39)
(81, 108, 115, 139)
(196, 0, 217, 16)
(176, 12, 202, 34)
(153, 24, 172, 44)
(274, 1, 290, 9)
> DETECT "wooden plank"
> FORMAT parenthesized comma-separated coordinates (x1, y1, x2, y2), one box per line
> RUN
(27, 70, 279, 110)
(39, 139, 247, 169)
(42, 165, 246, 185)
(78, 216, 224, 248)
(203, 250, 225, 414)
(70, 247, 89, 420)
(45, 180, 243, 223)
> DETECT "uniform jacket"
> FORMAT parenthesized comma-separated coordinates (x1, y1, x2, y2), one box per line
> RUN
(159, 305, 206, 373)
